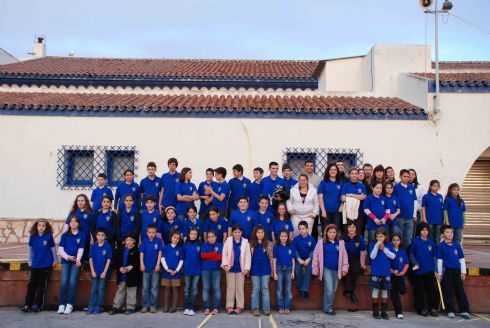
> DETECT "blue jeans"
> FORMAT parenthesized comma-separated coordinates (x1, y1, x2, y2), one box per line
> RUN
(251, 275, 270, 311)
(453, 228, 463, 243)
(202, 269, 221, 310)
(295, 260, 312, 293)
(398, 218, 414, 248)
(184, 275, 200, 310)
(367, 229, 377, 244)
(429, 224, 441, 243)
(276, 265, 292, 310)
(88, 277, 107, 310)
(59, 262, 81, 306)
(323, 268, 339, 312)
(389, 224, 401, 239)
(142, 270, 160, 308)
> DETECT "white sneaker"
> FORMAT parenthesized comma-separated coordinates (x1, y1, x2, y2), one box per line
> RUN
(448, 312, 456, 318)
(183, 309, 189, 315)
(64, 304, 73, 314)
(188, 310, 195, 316)
(57, 305, 65, 314)
(397, 314, 404, 319)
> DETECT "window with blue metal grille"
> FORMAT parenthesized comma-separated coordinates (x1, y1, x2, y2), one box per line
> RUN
(283, 147, 364, 179)
(57, 145, 138, 190)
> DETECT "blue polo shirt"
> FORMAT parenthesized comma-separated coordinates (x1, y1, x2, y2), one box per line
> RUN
(161, 218, 185, 243)
(140, 237, 163, 272)
(364, 194, 388, 230)
(384, 195, 401, 226)
(198, 180, 218, 216)
(422, 192, 444, 225)
(230, 238, 242, 273)
(120, 208, 138, 240)
(391, 248, 408, 272)
(323, 241, 339, 270)
(66, 209, 92, 237)
(437, 241, 464, 270)
(344, 235, 366, 260)
(114, 181, 140, 211)
(394, 183, 417, 219)
(175, 181, 198, 215)
(444, 196, 466, 229)
(202, 217, 228, 243)
(95, 210, 115, 236)
(261, 176, 286, 209)
(89, 242, 112, 276)
(229, 210, 255, 239)
(410, 236, 436, 275)
(141, 210, 163, 238)
(273, 243, 295, 266)
(160, 171, 180, 207)
(201, 242, 222, 270)
(369, 242, 394, 277)
(341, 181, 366, 197)
(29, 233, 55, 268)
(292, 234, 316, 260)
(140, 176, 162, 210)
(247, 181, 262, 212)
(228, 177, 251, 211)
(271, 218, 294, 241)
(162, 244, 184, 279)
(318, 180, 342, 213)
(283, 177, 298, 190)
(183, 218, 202, 239)
(253, 210, 274, 240)
(211, 181, 231, 215)
(91, 186, 113, 212)
(59, 231, 86, 264)
(251, 243, 271, 276)
(183, 241, 202, 276)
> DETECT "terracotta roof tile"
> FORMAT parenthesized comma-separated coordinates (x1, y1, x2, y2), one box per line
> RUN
(432, 61, 490, 70)
(412, 72, 490, 83)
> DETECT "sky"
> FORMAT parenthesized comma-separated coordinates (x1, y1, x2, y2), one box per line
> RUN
(1, 0, 489, 61)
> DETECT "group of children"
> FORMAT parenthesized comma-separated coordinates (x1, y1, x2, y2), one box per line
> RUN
(21, 159, 471, 320)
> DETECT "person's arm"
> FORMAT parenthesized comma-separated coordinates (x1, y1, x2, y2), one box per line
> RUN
(140, 252, 146, 272)
(413, 200, 418, 219)
(399, 263, 409, 276)
(101, 258, 111, 278)
(291, 256, 295, 279)
(273, 258, 278, 280)
(28, 246, 34, 266)
(443, 210, 449, 225)
(421, 207, 427, 222)
(176, 260, 184, 272)
(370, 243, 379, 260)
(312, 191, 319, 216)
(161, 257, 169, 271)
(156, 251, 162, 272)
(437, 259, 443, 277)
(114, 187, 121, 211)
(58, 246, 69, 260)
(76, 248, 84, 263)
(89, 258, 96, 277)
(318, 194, 327, 219)
(409, 245, 420, 269)
(51, 246, 58, 265)
(383, 247, 396, 260)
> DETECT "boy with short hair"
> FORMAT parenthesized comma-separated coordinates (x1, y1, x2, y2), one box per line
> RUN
(228, 164, 251, 215)
(282, 164, 298, 190)
(206, 167, 231, 217)
(292, 221, 316, 300)
(139, 225, 163, 313)
(140, 162, 162, 212)
(248, 167, 264, 212)
(159, 158, 180, 212)
(228, 197, 254, 240)
(394, 169, 417, 248)
(91, 173, 114, 212)
(436, 225, 471, 319)
(198, 168, 217, 220)
(88, 229, 112, 314)
(141, 196, 163, 241)
(261, 162, 287, 212)
(110, 233, 141, 315)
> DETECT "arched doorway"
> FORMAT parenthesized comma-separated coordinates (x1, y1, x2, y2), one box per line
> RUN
(461, 147, 490, 245)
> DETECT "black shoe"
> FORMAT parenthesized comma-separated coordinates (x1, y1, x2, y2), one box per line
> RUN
(429, 309, 439, 317)
(381, 303, 389, 320)
(304, 292, 309, 300)
(109, 308, 120, 315)
(21, 305, 30, 312)
(326, 309, 336, 315)
(31, 305, 40, 312)
(350, 292, 358, 304)
(419, 310, 429, 317)
(125, 309, 135, 315)
(372, 303, 381, 319)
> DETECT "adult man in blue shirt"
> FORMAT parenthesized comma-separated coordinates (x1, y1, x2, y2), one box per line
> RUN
(159, 158, 180, 212)
(228, 164, 251, 214)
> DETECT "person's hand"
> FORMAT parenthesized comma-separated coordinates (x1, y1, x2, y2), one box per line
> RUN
(413, 216, 417, 222)
(297, 259, 304, 266)
(223, 265, 230, 272)
(120, 267, 126, 273)
(304, 258, 311, 266)
(436, 273, 442, 282)
(381, 219, 387, 225)
(91, 271, 97, 278)
(413, 265, 419, 271)
(243, 270, 249, 276)
(155, 265, 160, 273)
(321, 213, 327, 219)
(101, 272, 106, 279)
(28, 261, 32, 267)
(274, 273, 278, 281)
(170, 270, 176, 276)
(379, 243, 384, 251)
(361, 264, 366, 270)
(290, 272, 295, 280)
(52, 261, 57, 268)
(290, 210, 296, 216)
(461, 273, 466, 281)
(68, 255, 76, 262)
(140, 264, 146, 272)
(76, 260, 82, 267)
(126, 265, 133, 272)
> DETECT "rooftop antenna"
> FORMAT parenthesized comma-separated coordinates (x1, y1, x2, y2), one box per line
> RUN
(68, 50, 75, 57)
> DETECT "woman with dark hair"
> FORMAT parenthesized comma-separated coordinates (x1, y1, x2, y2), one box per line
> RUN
(318, 163, 343, 233)
(373, 165, 385, 184)
(409, 169, 425, 234)
(385, 167, 397, 185)
(175, 167, 199, 219)
(287, 174, 319, 237)
(444, 183, 466, 243)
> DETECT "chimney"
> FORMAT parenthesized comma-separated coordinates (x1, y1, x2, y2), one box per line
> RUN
(31, 35, 46, 58)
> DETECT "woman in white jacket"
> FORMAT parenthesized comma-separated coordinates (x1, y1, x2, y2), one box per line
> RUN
(287, 174, 319, 237)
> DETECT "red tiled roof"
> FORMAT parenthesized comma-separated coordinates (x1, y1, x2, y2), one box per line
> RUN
(432, 61, 490, 70)
(0, 57, 321, 80)
(0, 92, 424, 117)
(412, 72, 490, 82)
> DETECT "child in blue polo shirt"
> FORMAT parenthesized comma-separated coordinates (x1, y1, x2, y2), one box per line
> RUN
(282, 164, 298, 190)
(341, 168, 367, 231)
(207, 167, 231, 217)
(364, 181, 390, 243)
(161, 230, 184, 313)
(394, 169, 417, 248)
(273, 229, 295, 314)
(161, 207, 184, 243)
(91, 195, 117, 247)
(368, 227, 395, 320)
(22, 219, 57, 313)
(271, 202, 294, 243)
(248, 167, 264, 212)
(159, 158, 180, 212)
(253, 196, 274, 241)
(115, 194, 141, 247)
(183, 227, 201, 316)
(292, 221, 316, 300)
(229, 197, 255, 240)
(318, 163, 343, 233)
(228, 164, 251, 214)
(183, 205, 201, 241)
(198, 168, 217, 219)
(389, 233, 409, 319)
(250, 225, 273, 316)
(261, 162, 287, 212)
(140, 162, 162, 211)
(57, 216, 86, 315)
(114, 169, 140, 213)
(436, 225, 471, 319)
(409, 222, 438, 317)
(203, 207, 228, 244)
(175, 167, 199, 219)
(140, 195, 163, 242)
(200, 230, 223, 315)
(139, 225, 163, 313)
(444, 183, 466, 243)
(422, 180, 444, 242)
(383, 182, 401, 237)
(88, 229, 112, 314)
(91, 173, 113, 212)
(65, 194, 92, 259)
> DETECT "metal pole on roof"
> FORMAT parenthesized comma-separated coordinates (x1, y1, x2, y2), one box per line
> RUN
(434, 0, 440, 113)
